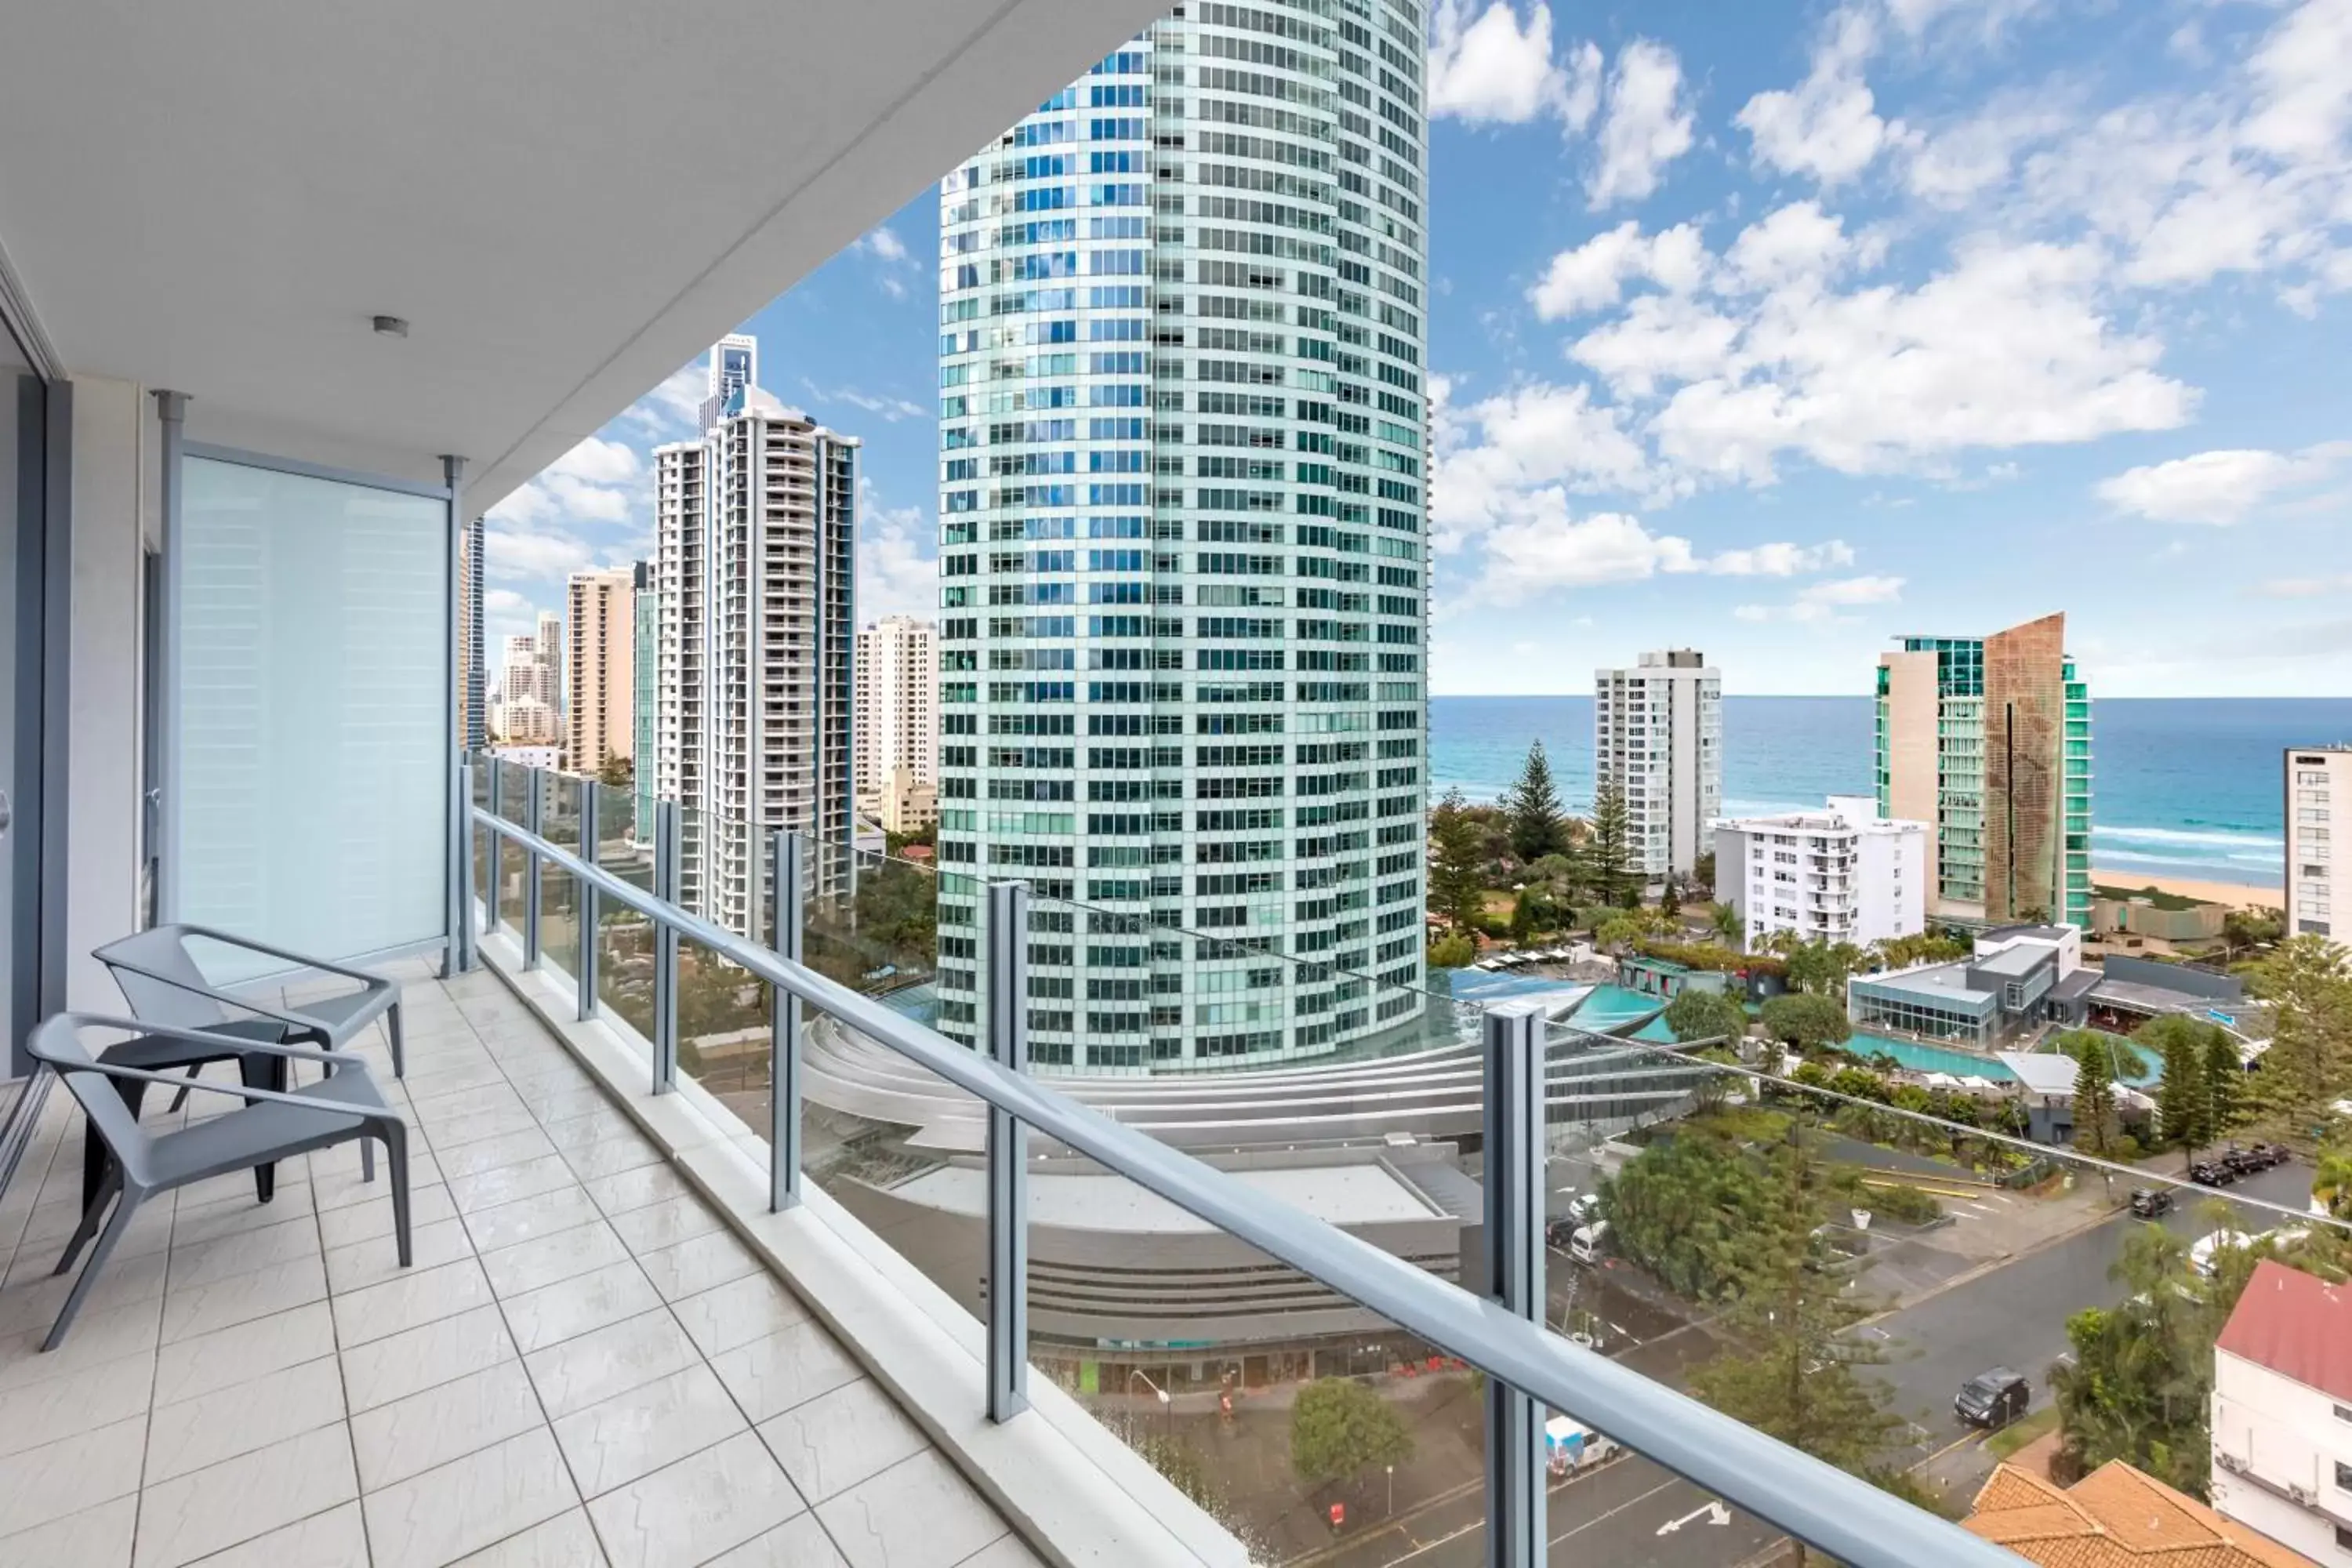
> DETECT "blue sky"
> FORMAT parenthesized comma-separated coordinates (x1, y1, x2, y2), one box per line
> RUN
(485, 0, 2352, 699)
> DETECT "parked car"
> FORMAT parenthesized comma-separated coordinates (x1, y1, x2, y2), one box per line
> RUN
(2254, 1142, 2292, 1168)
(2220, 1145, 2271, 1176)
(2129, 1188, 2172, 1218)
(1568, 1221, 1610, 1265)
(1955, 1368, 2032, 1429)
(1564, 1192, 1604, 1227)
(2189, 1160, 2235, 1187)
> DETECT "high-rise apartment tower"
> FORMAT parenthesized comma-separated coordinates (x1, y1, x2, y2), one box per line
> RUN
(855, 616, 938, 805)
(1595, 650, 1722, 882)
(632, 563, 659, 841)
(459, 514, 485, 750)
(565, 566, 635, 777)
(655, 336, 858, 937)
(1877, 612, 2092, 928)
(2284, 744, 2346, 937)
(933, 12, 1432, 1069)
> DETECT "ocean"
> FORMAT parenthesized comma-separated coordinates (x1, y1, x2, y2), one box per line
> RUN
(1429, 695, 2352, 890)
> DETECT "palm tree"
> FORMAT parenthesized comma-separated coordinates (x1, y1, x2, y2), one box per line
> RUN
(1709, 902, 1744, 947)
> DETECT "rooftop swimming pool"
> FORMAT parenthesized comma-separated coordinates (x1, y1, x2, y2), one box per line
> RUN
(1564, 983, 1668, 1031)
(1846, 1033, 2019, 1082)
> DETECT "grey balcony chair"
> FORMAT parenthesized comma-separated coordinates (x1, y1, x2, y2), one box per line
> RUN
(26, 1013, 411, 1351)
(93, 924, 406, 1093)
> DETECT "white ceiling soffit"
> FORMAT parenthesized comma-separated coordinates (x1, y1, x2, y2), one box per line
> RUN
(0, 0, 1168, 506)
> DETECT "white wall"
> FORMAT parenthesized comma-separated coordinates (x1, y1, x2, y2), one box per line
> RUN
(64, 375, 151, 1011)
(2210, 1348, 2352, 1563)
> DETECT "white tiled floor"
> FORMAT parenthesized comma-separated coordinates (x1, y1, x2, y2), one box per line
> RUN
(0, 964, 1036, 1568)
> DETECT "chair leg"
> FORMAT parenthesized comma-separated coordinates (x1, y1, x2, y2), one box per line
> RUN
(45, 1185, 144, 1351)
(387, 1000, 406, 1080)
(238, 1053, 289, 1203)
(165, 1062, 205, 1115)
(82, 1078, 151, 1217)
(53, 1167, 121, 1276)
(381, 1123, 412, 1269)
(361, 1135, 376, 1184)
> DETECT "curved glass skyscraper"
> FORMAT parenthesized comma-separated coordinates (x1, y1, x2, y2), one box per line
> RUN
(933, 0, 1431, 1072)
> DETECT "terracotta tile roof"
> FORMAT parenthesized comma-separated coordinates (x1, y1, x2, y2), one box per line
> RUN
(1964, 1461, 2309, 1568)
(2215, 1258, 2352, 1404)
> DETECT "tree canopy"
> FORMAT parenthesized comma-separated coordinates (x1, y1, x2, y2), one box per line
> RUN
(2057, 1029, 2121, 1160)
(1426, 787, 1487, 933)
(1759, 992, 1853, 1052)
(2142, 1014, 2221, 1163)
(2242, 935, 2352, 1144)
(1664, 987, 1749, 1051)
(1588, 776, 1637, 907)
(1502, 741, 1566, 864)
(1289, 1377, 1414, 1488)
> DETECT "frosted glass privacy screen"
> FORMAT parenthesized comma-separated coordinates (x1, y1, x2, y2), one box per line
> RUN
(179, 456, 448, 976)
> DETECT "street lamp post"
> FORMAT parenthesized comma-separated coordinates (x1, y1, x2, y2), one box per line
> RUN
(1130, 1368, 1174, 1441)
(1387, 1463, 1395, 1518)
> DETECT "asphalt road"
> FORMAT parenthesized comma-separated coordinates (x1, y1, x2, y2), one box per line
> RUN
(1867, 1158, 2318, 1465)
(1315, 1448, 1784, 1568)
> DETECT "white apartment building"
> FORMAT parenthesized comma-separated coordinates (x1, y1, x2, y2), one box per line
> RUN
(2211, 1259, 2352, 1562)
(932, 15, 1432, 1069)
(2287, 745, 2347, 938)
(497, 632, 549, 710)
(565, 565, 635, 778)
(855, 615, 937, 804)
(654, 335, 858, 938)
(872, 764, 939, 837)
(1596, 650, 1722, 883)
(1714, 796, 1927, 953)
(497, 695, 559, 746)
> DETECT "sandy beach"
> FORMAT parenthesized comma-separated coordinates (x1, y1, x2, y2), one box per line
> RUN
(2091, 870, 2283, 913)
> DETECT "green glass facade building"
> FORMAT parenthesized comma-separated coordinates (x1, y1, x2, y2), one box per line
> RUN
(1877, 614, 2090, 930)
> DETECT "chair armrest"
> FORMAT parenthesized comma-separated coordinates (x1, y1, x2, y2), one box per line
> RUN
(42, 1013, 339, 1061)
(176, 1037, 370, 1069)
(96, 956, 335, 1036)
(171, 924, 393, 990)
(52, 1059, 387, 1115)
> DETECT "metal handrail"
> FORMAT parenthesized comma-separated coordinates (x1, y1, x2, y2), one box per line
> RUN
(471, 802, 2020, 1567)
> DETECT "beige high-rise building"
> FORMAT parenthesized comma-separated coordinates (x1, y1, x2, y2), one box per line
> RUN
(2285, 744, 2347, 938)
(1876, 613, 2092, 928)
(854, 616, 936, 805)
(566, 567, 636, 777)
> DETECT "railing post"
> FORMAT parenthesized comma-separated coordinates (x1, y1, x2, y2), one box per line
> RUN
(484, 760, 503, 934)
(577, 780, 600, 1021)
(522, 768, 546, 970)
(771, 830, 804, 1211)
(652, 799, 681, 1094)
(457, 760, 479, 973)
(985, 879, 1030, 1423)
(1483, 1004, 1545, 1568)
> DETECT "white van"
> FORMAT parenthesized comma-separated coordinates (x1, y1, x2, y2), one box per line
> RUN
(1569, 1221, 1610, 1265)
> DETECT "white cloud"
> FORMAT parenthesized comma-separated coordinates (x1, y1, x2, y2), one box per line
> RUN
(2254, 572, 2352, 598)
(1733, 573, 1907, 622)
(1528, 221, 1708, 319)
(1737, 6, 1907, 186)
(858, 227, 909, 263)
(482, 527, 596, 584)
(1618, 224, 2196, 485)
(2093, 441, 2352, 524)
(1588, 41, 1696, 209)
(547, 436, 641, 487)
(856, 495, 938, 621)
(805, 381, 928, 423)
(1704, 540, 1857, 577)
(1427, 1, 1599, 129)
(1431, 381, 1673, 544)
(484, 588, 529, 616)
(622, 362, 705, 437)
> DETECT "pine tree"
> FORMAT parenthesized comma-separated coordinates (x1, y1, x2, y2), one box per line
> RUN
(2243, 936, 2352, 1143)
(1501, 741, 1565, 865)
(1427, 786, 1489, 935)
(2063, 1030, 2120, 1163)
(2203, 1031, 2245, 1141)
(2144, 1016, 2212, 1166)
(1686, 1131, 1900, 1474)
(1589, 775, 1635, 908)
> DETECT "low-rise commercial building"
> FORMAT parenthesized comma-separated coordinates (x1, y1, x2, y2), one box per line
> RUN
(1966, 1458, 2307, 1566)
(2212, 1259, 2352, 1561)
(1714, 795, 1927, 953)
(869, 763, 936, 837)
(1847, 924, 2085, 1046)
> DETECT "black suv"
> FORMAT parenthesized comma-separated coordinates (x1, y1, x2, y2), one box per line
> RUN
(2129, 1188, 2172, 1219)
(1956, 1368, 2032, 1429)
(2189, 1160, 2234, 1187)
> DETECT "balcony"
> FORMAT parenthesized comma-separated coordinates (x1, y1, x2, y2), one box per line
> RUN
(0, 963, 1035, 1567)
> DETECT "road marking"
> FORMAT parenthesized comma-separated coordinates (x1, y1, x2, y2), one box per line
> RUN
(1549, 1479, 1687, 1547)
